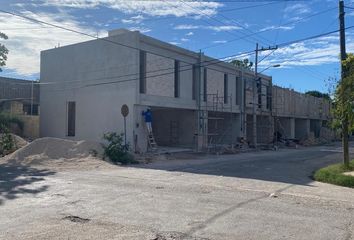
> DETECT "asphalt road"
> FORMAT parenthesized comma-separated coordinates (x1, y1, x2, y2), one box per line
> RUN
(1, 143, 354, 239)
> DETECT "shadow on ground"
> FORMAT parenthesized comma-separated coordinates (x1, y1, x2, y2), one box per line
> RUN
(0, 162, 56, 205)
(137, 145, 351, 186)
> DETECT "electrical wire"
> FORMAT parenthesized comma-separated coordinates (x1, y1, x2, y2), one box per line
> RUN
(201, 6, 337, 50)
(177, 0, 269, 46)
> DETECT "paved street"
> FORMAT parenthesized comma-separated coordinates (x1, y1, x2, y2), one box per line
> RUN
(1, 143, 354, 239)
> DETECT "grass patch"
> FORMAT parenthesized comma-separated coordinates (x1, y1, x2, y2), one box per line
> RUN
(314, 160, 354, 188)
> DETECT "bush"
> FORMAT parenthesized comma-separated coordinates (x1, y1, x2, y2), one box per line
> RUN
(0, 113, 24, 132)
(102, 132, 136, 165)
(0, 124, 15, 156)
(314, 160, 354, 188)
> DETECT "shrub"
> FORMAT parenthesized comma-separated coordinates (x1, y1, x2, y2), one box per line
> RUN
(314, 160, 354, 188)
(0, 113, 24, 132)
(102, 132, 136, 165)
(0, 124, 15, 156)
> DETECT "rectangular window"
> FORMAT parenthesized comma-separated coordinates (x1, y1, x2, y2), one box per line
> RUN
(174, 60, 180, 98)
(192, 64, 198, 100)
(203, 68, 207, 102)
(266, 86, 271, 110)
(235, 76, 242, 105)
(224, 73, 228, 104)
(257, 78, 262, 108)
(139, 50, 146, 94)
(67, 101, 76, 137)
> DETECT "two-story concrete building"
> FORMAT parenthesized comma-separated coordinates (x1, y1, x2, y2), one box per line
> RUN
(40, 29, 331, 153)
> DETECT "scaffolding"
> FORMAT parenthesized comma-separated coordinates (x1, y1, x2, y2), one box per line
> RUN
(198, 91, 235, 152)
(245, 78, 276, 148)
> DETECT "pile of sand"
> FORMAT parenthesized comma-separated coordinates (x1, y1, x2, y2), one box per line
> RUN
(11, 134, 28, 149)
(2, 137, 113, 170)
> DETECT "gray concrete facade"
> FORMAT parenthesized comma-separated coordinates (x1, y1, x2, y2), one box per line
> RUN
(40, 29, 332, 152)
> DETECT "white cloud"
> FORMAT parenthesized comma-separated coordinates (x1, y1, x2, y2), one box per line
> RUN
(41, 0, 223, 17)
(212, 40, 227, 44)
(260, 25, 294, 32)
(0, 10, 106, 76)
(258, 34, 350, 68)
(207, 25, 241, 32)
(186, 31, 194, 36)
(181, 38, 189, 42)
(122, 15, 145, 24)
(128, 27, 151, 33)
(284, 3, 311, 15)
(174, 24, 240, 31)
(174, 24, 200, 30)
(168, 41, 180, 45)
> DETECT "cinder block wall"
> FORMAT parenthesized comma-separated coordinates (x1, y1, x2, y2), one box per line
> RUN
(151, 108, 196, 147)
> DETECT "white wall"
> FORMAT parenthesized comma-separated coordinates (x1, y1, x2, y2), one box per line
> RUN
(40, 31, 139, 145)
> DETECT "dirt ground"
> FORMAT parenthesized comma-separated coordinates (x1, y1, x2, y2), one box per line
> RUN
(1, 140, 354, 239)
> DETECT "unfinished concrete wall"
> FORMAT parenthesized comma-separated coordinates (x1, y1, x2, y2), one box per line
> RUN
(206, 69, 224, 101)
(310, 119, 322, 138)
(40, 30, 139, 145)
(207, 112, 241, 145)
(0, 77, 40, 105)
(275, 117, 295, 139)
(273, 86, 331, 120)
(295, 119, 310, 139)
(257, 115, 273, 144)
(246, 114, 253, 144)
(146, 53, 175, 97)
(150, 108, 196, 147)
(17, 115, 39, 139)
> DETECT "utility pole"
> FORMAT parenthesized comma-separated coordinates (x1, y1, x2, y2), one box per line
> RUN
(253, 43, 278, 148)
(252, 43, 259, 148)
(30, 80, 34, 115)
(339, 0, 349, 167)
(197, 50, 203, 152)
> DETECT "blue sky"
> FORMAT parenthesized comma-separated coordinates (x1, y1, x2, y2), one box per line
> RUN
(1, 0, 354, 93)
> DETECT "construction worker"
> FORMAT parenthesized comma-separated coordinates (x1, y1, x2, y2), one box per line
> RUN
(142, 108, 153, 133)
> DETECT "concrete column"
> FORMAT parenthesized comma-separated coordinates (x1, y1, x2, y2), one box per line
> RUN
(306, 119, 310, 137)
(290, 118, 295, 139)
(295, 118, 311, 139)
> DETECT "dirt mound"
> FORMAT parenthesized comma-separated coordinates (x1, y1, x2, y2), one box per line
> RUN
(11, 134, 28, 149)
(3, 137, 112, 170)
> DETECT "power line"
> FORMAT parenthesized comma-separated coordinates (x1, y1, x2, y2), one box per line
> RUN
(6, 25, 354, 90)
(0, 9, 197, 67)
(220, 1, 280, 12)
(82, 25, 354, 88)
(177, 0, 269, 46)
(2, 7, 352, 92)
(201, 6, 337, 50)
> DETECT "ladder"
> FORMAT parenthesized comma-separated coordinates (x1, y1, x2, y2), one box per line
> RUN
(147, 132, 158, 151)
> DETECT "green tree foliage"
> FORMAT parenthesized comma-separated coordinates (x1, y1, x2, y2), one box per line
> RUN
(102, 132, 136, 165)
(0, 32, 9, 72)
(0, 113, 24, 132)
(305, 90, 331, 101)
(0, 124, 15, 156)
(333, 53, 354, 168)
(230, 59, 253, 70)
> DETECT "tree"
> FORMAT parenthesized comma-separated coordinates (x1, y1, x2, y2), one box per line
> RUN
(333, 53, 354, 168)
(0, 32, 9, 72)
(230, 59, 253, 70)
(305, 90, 331, 101)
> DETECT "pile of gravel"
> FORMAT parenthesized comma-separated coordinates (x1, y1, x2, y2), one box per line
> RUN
(4, 137, 111, 170)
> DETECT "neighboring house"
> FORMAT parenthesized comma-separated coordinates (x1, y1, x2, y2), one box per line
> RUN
(40, 29, 331, 153)
(0, 77, 40, 138)
(0, 77, 40, 115)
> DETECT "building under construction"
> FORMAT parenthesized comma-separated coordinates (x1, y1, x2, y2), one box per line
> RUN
(40, 29, 331, 153)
